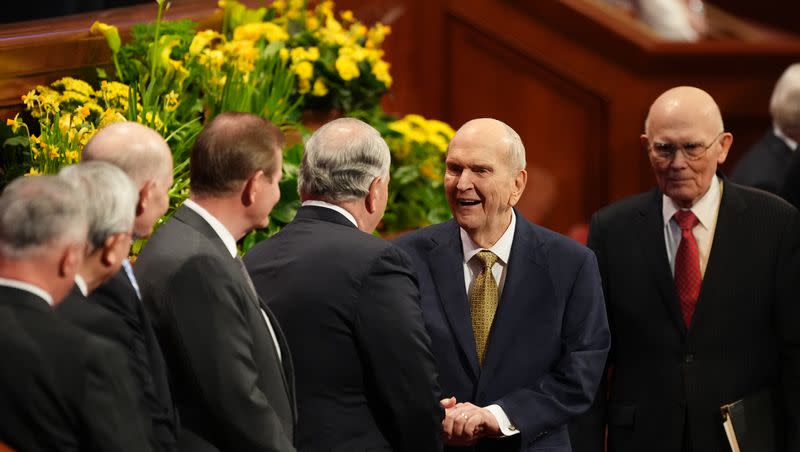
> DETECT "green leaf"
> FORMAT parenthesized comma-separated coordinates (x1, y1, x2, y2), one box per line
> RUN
(3, 136, 29, 147)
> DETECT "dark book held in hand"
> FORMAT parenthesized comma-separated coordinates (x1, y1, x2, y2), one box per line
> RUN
(721, 388, 781, 452)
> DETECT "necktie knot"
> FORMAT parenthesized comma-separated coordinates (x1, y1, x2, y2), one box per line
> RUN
(673, 210, 699, 231)
(475, 250, 498, 270)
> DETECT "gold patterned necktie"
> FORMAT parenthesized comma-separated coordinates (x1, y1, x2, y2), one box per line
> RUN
(470, 250, 499, 366)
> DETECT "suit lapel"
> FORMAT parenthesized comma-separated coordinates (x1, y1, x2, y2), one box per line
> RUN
(689, 181, 745, 333)
(260, 301, 297, 422)
(478, 213, 549, 392)
(428, 221, 480, 379)
(638, 190, 688, 336)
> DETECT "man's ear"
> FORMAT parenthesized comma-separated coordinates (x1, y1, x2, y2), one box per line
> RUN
(59, 243, 83, 278)
(365, 176, 382, 214)
(509, 169, 528, 207)
(99, 233, 128, 267)
(241, 170, 264, 207)
(137, 180, 154, 217)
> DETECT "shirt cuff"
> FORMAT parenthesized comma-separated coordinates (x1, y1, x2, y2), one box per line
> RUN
(484, 404, 519, 437)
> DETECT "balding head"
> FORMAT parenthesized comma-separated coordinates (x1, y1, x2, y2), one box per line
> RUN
(642, 86, 732, 208)
(770, 63, 800, 140)
(451, 118, 526, 173)
(83, 121, 173, 187)
(83, 122, 174, 238)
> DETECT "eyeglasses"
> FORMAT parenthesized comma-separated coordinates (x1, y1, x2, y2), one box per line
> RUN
(649, 131, 724, 162)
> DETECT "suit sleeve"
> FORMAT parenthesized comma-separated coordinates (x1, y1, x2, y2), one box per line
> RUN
(81, 337, 152, 452)
(353, 245, 444, 452)
(567, 212, 611, 452)
(165, 256, 295, 452)
(495, 247, 610, 447)
(90, 282, 164, 450)
(776, 209, 800, 451)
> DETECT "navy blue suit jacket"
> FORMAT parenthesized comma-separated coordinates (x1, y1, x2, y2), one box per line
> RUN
(394, 210, 610, 451)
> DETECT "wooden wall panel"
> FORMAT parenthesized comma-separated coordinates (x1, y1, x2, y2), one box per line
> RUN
(445, 17, 609, 232)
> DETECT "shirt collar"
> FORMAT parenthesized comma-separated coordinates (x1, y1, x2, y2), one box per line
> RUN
(773, 124, 798, 151)
(460, 211, 516, 265)
(301, 200, 359, 228)
(0, 277, 54, 306)
(74, 275, 88, 296)
(662, 174, 722, 229)
(183, 199, 238, 258)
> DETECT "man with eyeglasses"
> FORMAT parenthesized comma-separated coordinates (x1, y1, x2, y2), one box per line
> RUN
(574, 86, 800, 452)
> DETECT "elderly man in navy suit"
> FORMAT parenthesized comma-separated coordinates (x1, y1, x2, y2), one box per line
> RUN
(395, 118, 610, 451)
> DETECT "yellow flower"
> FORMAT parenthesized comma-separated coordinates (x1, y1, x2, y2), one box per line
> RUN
(306, 47, 320, 61)
(58, 114, 72, 133)
(271, 0, 286, 12)
(292, 61, 314, 81)
(26, 168, 40, 176)
(5, 118, 14, 127)
(371, 59, 392, 87)
(49, 147, 60, 159)
(316, 0, 334, 18)
(90, 21, 121, 53)
(189, 29, 223, 55)
(168, 59, 190, 87)
(335, 55, 360, 81)
(233, 22, 289, 43)
(6, 114, 22, 134)
(53, 77, 95, 98)
(198, 49, 225, 72)
(164, 90, 180, 112)
(298, 78, 311, 94)
(311, 78, 328, 97)
(22, 90, 37, 109)
(99, 109, 126, 128)
(65, 150, 80, 163)
(340, 10, 354, 22)
(306, 15, 320, 31)
(350, 23, 367, 39)
(366, 23, 391, 48)
(340, 45, 366, 62)
(279, 47, 290, 63)
(420, 157, 442, 182)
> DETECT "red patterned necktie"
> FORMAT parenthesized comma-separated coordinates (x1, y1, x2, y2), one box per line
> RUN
(673, 210, 701, 328)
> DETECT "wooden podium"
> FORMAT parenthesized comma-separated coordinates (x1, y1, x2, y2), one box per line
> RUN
(2, 0, 800, 232)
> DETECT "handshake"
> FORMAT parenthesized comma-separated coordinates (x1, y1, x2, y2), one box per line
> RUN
(439, 397, 502, 446)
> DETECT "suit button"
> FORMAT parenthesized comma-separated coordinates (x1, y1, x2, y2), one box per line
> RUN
(684, 353, 695, 363)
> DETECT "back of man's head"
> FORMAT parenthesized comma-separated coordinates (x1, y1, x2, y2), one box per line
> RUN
(59, 162, 138, 251)
(82, 121, 172, 188)
(299, 117, 390, 202)
(770, 63, 800, 140)
(190, 112, 284, 197)
(0, 176, 87, 259)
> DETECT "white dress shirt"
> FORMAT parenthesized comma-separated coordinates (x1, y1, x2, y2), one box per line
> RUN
(0, 277, 54, 306)
(459, 212, 519, 436)
(183, 199, 282, 362)
(302, 200, 358, 227)
(74, 275, 89, 297)
(662, 174, 723, 277)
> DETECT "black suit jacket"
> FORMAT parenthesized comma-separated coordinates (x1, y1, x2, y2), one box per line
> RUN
(394, 210, 610, 452)
(583, 180, 800, 452)
(780, 147, 800, 210)
(135, 204, 296, 451)
(244, 206, 444, 452)
(90, 267, 178, 452)
(730, 130, 794, 194)
(0, 286, 150, 452)
(0, 306, 72, 452)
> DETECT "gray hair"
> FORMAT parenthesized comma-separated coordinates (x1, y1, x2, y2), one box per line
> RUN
(0, 175, 88, 258)
(770, 63, 800, 138)
(503, 123, 527, 172)
(299, 117, 391, 202)
(59, 162, 138, 250)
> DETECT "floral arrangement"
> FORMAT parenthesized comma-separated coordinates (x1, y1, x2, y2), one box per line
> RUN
(2, 0, 450, 251)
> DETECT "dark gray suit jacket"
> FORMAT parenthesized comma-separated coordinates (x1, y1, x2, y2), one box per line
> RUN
(582, 180, 800, 452)
(730, 130, 793, 194)
(135, 204, 296, 452)
(244, 206, 444, 452)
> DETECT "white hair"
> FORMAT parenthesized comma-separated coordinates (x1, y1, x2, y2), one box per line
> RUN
(0, 176, 88, 258)
(59, 162, 138, 250)
(502, 123, 527, 172)
(770, 63, 800, 138)
(299, 117, 391, 202)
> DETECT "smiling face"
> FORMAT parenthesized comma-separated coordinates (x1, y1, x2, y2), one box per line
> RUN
(644, 87, 731, 208)
(444, 119, 527, 247)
